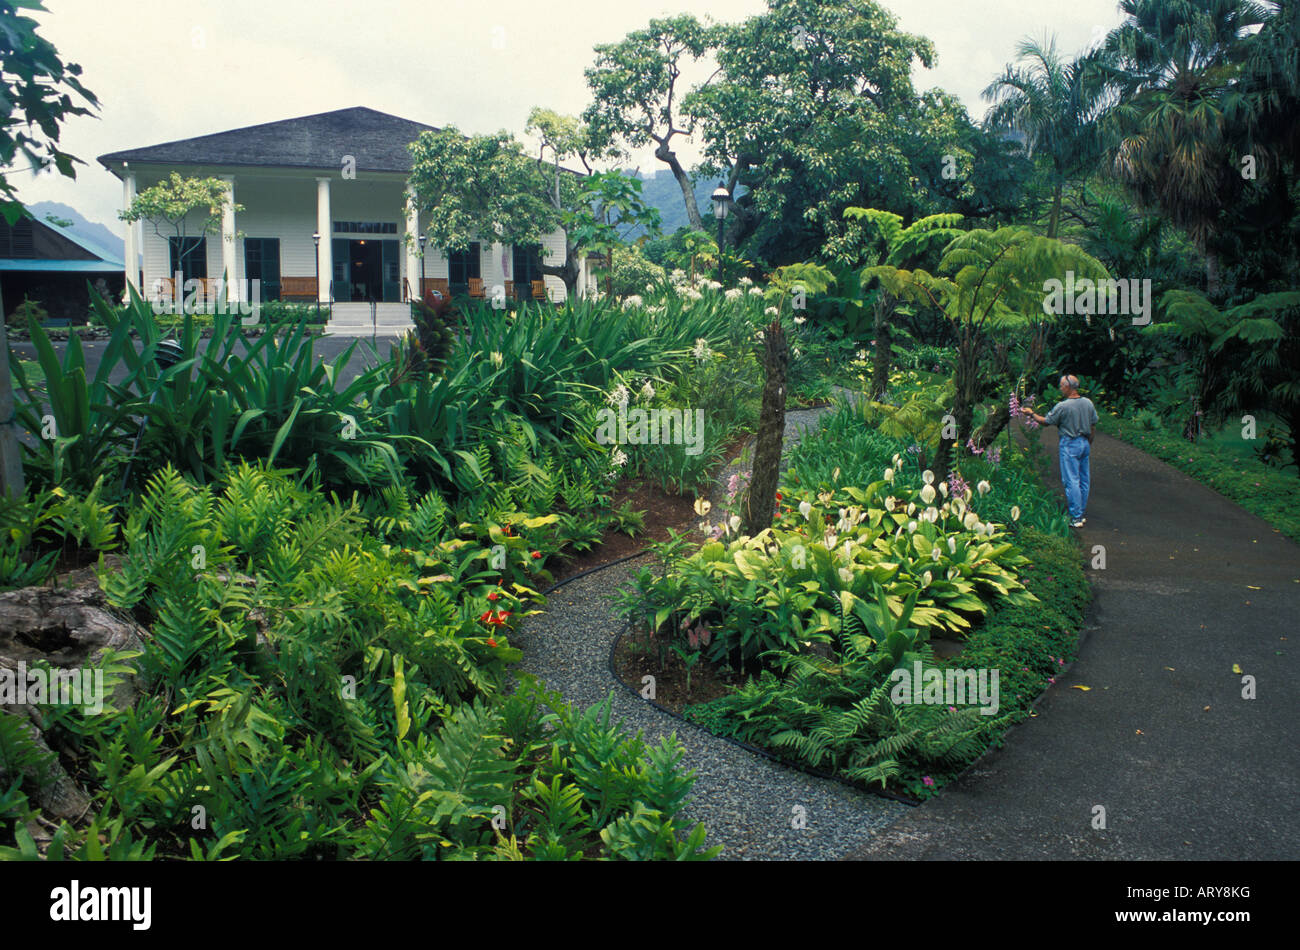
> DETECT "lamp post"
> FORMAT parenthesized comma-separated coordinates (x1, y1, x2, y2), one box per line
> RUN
(417, 234, 427, 299)
(711, 182, 731, 285)
(312, 231, 321, 322)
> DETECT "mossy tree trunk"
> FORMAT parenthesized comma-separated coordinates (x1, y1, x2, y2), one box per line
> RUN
(870, 294, 892, 399)
(743, 319, 788, 535)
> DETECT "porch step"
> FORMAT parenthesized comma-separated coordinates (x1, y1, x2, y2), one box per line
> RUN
(325, 302, 414, 335)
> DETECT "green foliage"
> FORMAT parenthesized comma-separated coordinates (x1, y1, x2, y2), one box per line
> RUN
(0, 0, 98, 223)
(686, 528, 1088, 798)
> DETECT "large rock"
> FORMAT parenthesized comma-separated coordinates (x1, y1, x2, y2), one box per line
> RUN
(0, 567, 147, 821)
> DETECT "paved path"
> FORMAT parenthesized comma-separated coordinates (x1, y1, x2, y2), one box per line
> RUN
(845, 428, 1300, 860)
(516, 394, 912, 860)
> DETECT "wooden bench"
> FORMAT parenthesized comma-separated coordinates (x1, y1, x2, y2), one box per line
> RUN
(152, 276, 227, 301)
(468, 277, 486, 299)
(421, 277, 449, 298)
(280, 277, 318, 301)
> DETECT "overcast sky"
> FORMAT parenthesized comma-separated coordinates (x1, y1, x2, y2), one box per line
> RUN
(17, 0, 1126, 234)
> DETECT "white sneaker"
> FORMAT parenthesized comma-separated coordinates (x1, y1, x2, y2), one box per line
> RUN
(1070, 519, 1085, 528)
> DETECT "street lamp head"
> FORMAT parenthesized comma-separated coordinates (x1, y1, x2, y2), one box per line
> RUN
(418, 234, 427, 250)
(312, 231, 321, 247)
(711, 182, 731, 220)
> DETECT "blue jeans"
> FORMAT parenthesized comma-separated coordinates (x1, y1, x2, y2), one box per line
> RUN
(1059, 435, 1091, 520)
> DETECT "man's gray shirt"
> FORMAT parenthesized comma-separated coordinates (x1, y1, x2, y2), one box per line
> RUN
(1043, 396, 1099, 439)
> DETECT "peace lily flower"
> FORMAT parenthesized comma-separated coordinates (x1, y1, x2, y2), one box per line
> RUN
(921, 570, 933, 587)
(907, 520, 918, 533)
(919, 483, 936, 505)
(728, 515, 741, 533)
(838, 567, 854, 585)
(794, 315, 806, 325)
(607, 384, 630, 408)
(938, 481, 949, 498)
(799, 499, 813, 519)
(907, 502, 917, 516)
(922, 470, 935, 486)
(693, 498, 712, 516)
(883, 468, 894, 482)
(489, 350, 504, 368)
(963, 511, 979, 531)
(924, 506, 939, 523)
(1011, 506, 1021, 522)
(985, 523, 998, 537)
(947, 568, 959, 580)
(948, 537, 957, 554)
(977, 480, 991, 496)
(930, 546, 941, 561)
(884, 495, 896, 511)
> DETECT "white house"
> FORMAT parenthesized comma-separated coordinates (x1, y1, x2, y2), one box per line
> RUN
(98, 107, 590, 326)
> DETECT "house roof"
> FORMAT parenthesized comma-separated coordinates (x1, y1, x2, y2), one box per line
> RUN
(0, 211, 123, 272)
(0, 259, 121, 273)
(98, 107, 441, 176)
(41, 216, 123, 266)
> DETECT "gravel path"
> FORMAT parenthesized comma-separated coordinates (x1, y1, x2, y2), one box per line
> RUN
(515, 387, 910, 860)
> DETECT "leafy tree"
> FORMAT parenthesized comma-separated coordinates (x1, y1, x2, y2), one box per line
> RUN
(844, 207, 964, 397)
(583, 14, 716, 232)
(880, 228, 1109, 479)
(0, 0, 99, 500)
(982, 33, 1111, 238)
(1154, 288, 1300, 463)
(0, 0, 98, 224)
(684, 0, 938, 265)
(119, 172, 243, 287)
(409, 120, 658, 300)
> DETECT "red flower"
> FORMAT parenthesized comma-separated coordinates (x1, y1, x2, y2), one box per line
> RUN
(775, 492, 783, 501)
(479, 611, 492, 623)
(531, 551, 542, 560)
(487, 591, 500, 601)
(486, 638, 498, 648)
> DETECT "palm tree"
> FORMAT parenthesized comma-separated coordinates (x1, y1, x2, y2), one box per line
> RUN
(982, 33, 1111, 239)
(1098, 0, 1271, 296)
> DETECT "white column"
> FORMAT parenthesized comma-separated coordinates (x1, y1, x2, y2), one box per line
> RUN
(405, 186, 420, 301)
(220, 175, 237, 303)
(316, 177, 332, 304)
(122, 168, 139, 296)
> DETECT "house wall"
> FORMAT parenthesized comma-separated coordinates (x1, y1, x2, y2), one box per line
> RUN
(133, 168, 579, 301)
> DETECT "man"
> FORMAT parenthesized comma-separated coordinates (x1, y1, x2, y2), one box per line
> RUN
(1021, 374, 1098, 528)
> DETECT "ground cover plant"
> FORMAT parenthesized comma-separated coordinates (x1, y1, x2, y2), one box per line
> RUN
(0, 287, 769, 861)
(617, 381, 1088, 800)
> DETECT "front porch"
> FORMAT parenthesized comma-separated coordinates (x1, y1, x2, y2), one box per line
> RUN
(122, 168, 574, 308)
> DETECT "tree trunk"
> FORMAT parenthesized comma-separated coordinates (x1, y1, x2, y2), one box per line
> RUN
(1205, 247, 1222, 299)
(870, 295, 892, 399)
(742, 319, 788, 535)
(655, 141, 704, 232)
(0, 284, 24, 500)
(1048, 181, 1063, 239)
